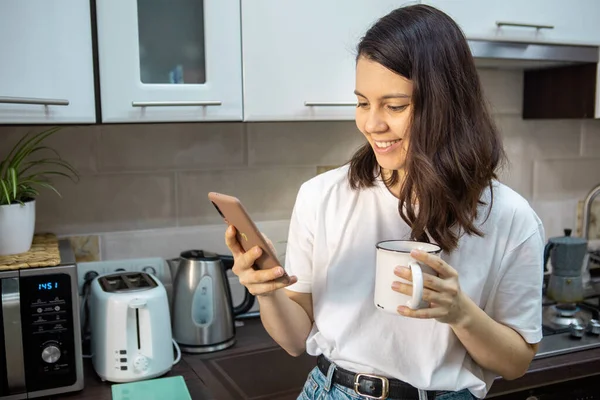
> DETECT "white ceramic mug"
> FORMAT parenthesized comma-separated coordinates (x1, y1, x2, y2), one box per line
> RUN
(374, 240, 442, 313)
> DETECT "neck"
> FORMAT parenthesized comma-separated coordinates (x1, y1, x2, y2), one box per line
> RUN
(381, 168, 406, 198)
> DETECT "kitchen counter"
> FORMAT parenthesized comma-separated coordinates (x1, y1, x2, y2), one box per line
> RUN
(59, 318, 600, 400)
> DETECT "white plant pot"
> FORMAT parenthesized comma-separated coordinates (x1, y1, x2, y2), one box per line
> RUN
(0, 199, 36, 256)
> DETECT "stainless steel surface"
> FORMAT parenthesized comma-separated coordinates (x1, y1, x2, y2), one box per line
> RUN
(304, 101, 357, 107)
(1, 277, 26, 394)
(496, 21, 554, 30)
(0, 96, 69, 106)
(131, 100, 222, 107)
(41, 345, 61, 364)
(536, 329, 600, 359)
(170, 251, 236, 353)
(467, 39, 599, 65)
(588, 319, 600, 335)
(178, 336, 236, 354)
(582, 183, 600, 239)
(569, 323, 585, 338)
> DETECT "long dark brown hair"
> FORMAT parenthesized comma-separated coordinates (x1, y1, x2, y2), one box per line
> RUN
(349, 4, 506, 253)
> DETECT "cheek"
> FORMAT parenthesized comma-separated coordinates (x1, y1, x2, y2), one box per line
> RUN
(391, 114, 411, 136)
(355, 112, 368, 137)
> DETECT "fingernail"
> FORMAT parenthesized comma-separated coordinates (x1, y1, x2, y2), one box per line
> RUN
(275, 267, 283, 276)
(410, 249, 421, 257)
(391, 281, 401, 290)
(397, 306, 408, 314)
(394, 266, 406, 274)
(254, 247, 262, 255)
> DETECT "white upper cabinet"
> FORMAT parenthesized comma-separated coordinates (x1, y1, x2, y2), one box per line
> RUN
(241, 1, 410, 122)
(424, 0, 600, 45)
(96, 0, 243, 123)
(0, 1, 96, 124)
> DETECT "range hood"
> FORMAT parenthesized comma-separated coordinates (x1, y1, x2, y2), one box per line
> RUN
(468, 39, 599, 69)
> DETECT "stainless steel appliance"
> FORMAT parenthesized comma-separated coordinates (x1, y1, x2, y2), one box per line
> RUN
(0, 240, 84, 399)
(168, 250, 254, 353)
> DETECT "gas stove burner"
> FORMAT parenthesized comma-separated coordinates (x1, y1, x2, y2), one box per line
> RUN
(554, 303, 579, 317)
(543, 304, 588, 329)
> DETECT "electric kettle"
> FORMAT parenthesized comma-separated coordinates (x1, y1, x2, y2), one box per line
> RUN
(168, 250, 254, 353)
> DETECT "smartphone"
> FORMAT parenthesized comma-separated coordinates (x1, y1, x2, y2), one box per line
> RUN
(208, 192, 287, 275)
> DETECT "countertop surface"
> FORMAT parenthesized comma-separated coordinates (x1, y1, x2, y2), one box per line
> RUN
(56, 318, 600, 400)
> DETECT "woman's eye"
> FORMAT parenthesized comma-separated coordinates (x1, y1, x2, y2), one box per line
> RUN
(387, 105, 408, 112)
(357, 102, 368, 108)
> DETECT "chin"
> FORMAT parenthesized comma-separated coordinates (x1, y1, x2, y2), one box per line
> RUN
(372, 150, 405, 172)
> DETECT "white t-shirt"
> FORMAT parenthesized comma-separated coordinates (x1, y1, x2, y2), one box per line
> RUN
(284, 165, 544, 399)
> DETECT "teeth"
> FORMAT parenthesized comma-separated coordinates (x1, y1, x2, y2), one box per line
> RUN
(375, 139, 401, 148)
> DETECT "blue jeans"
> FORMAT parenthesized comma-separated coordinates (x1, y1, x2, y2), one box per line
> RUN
(298, 366, 476, 400)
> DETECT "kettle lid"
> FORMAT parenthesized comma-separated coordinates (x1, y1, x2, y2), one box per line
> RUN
(549, 228, 587, 245)
(180, 249, 220, 261)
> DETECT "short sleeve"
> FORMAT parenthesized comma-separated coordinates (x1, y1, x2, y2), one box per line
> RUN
(284, 183, 315, 293)
(488, 224, 545, 344)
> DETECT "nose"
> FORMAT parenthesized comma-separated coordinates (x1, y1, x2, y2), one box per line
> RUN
(364, 109, 388, 134)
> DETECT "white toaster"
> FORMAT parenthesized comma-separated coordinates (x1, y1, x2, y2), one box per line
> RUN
(89, 271, 179, 383)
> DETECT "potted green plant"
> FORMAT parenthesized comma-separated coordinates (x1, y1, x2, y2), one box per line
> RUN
(0, 127, 78, 256)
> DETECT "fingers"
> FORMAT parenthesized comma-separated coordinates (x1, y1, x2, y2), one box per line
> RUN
(394, 267, 448, 293)
(397, 305, 448, 319)
(246, 275, 298, 296)
(409, 250, 457, 278)
(225, 226, 293, 296)
(224, 225, 244, 257)
(391, 282, 452, 306)
(241, 266, 287, 285)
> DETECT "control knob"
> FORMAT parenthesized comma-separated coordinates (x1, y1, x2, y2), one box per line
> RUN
(569, 322, 585, 338)
(41, 345, 61, 364)
(587, 319, 600, 335)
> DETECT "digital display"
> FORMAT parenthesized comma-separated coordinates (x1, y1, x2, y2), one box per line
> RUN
(38, 282, 59, 291)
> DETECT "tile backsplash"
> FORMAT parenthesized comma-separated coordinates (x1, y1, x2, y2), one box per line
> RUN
(2, 68, 600, 259)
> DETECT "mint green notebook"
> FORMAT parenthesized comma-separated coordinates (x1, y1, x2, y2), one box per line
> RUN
(111, 376, 192, 400)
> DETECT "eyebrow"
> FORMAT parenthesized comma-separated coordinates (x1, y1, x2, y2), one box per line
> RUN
(354, 90, 411, 100)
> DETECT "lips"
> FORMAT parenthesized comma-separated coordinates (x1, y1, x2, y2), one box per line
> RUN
(373, 139, 402, 154)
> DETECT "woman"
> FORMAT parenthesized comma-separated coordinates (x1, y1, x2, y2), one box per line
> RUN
(225, 4, 544, 400)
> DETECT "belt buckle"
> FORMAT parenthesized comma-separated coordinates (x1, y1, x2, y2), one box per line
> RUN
(353, 373, 390, 399)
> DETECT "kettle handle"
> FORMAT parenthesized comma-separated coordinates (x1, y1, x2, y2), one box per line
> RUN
(221, 255, 256, 316)
(543, 242, 555, 273)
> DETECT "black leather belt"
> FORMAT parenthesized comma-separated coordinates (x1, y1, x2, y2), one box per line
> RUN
(317, 355, 438, 400)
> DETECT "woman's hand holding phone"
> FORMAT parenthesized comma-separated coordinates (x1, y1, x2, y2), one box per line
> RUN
(225, 225, 297, 297)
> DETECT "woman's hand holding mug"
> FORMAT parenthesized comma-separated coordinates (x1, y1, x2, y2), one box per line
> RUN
(393, 249, 467, 325)
(225, 225, 297, 297)
(374, 240, 468, 326)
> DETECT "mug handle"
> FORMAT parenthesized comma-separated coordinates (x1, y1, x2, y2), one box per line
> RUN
(407, 261, 423, 309)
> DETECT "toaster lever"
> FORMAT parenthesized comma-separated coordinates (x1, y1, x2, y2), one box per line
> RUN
(128, 298, 147, 309)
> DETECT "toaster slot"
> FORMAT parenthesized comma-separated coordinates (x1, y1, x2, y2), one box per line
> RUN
(99, 272, 157, 293)
(135, 309, 141, 350)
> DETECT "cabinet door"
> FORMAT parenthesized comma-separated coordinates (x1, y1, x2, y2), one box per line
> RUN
(424, 0, 600, 45)
(242, 1, 410, 121)
(96, 0, 242, 123)
(0, 1, 96, 124)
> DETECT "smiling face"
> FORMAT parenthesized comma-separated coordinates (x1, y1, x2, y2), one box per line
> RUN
(355, 56, 414, 174)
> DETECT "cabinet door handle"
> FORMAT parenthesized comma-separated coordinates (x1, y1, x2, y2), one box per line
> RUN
(0, 96, 69, 106)
(304, 101, 357, 107)
(496, 21, 554, 30)
(131, 101, 222, 107)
